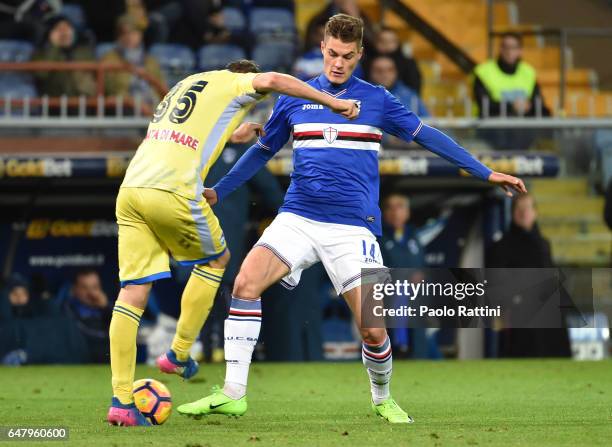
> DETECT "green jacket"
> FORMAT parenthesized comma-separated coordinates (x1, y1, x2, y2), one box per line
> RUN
(33, 45, 97, 97)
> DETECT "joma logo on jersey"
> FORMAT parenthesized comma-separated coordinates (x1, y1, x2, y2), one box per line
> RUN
(323, 127, 338, 144)
(302, 104, 324, 110)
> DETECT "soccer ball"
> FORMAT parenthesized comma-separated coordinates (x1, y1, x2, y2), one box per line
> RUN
(132, 378, 172, 425)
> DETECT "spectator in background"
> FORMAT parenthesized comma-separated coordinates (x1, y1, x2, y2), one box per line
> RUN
(487, 194, 552, 268)
(368, 55, 429, 117)
(32, 14, 96, 96)
(487, 194, 571, 358)
(293, 23, 325, 81)
(102, 14, 165, 105)
(380, 194, 442, 359)
(473, 32, 549, 118)
(151, 0, 235, 49)
(0, 273, 57, 321)
(305, 0, 375, 52)
(63, 269, 112, 363)
(367, 27, 421, 95)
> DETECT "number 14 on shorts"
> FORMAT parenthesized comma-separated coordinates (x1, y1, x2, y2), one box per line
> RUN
(362, 239, 377, 263)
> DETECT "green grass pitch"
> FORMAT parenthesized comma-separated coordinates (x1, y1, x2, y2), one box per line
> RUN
(0, 360, 610, 446)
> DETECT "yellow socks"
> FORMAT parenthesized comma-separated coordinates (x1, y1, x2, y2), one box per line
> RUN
(171, 265, 224, 362)
(109, 301, 144, 405)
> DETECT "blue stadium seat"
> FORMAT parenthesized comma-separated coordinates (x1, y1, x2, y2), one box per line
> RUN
(249, 7, 295, 39)
(61, 4, 87, 29)
(198, 44, 246, 71)
(0, 39, 34, 62)
(222, 7, 246, 33)
(252, 41, 294, 71)
(95, 42, 115, 60)
(150, 44, 196, 86)
(0, 74, 37, 116)
(0, 75, 36, 97)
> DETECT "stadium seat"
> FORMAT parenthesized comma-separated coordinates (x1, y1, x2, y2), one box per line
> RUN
(249, 7, 295, 39)
(0, 75, 36, 97)
(95, 42, 116, 60)
(150, 44, 196, 86)
(0, 39, 34, 62)
(253, 42, 294, 71)
(222, 7, 247, 33)
(198, 44, 246, 71)
(0, 74, 37, 116)
(61, 3, 87, 29)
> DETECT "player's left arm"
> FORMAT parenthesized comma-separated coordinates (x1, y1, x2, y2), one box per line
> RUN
(206, 96, 292, 205)
(381, 89, 527, 197)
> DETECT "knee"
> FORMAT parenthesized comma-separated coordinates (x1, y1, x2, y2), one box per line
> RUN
(360, 328, 388, 346)
(232, 269, 261, 299)
(117, 284, 150, 310)
(208, 249, 230, 269)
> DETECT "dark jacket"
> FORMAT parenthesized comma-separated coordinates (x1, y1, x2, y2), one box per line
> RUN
(487, 222, 553, 268)
(487, 222, 571, 358)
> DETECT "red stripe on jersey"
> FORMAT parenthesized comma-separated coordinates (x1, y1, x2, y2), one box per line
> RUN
(293, 131, 322, 138)
(337, 131, 382, 140)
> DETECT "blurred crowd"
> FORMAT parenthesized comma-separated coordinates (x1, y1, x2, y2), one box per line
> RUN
(1, 188, 572, 365)
(0, 0, 429, 114)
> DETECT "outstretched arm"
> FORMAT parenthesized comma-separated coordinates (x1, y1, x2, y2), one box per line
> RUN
(381, 88, 527, 196)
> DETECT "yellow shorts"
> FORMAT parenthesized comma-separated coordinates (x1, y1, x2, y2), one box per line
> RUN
(116, 187, 226, 287)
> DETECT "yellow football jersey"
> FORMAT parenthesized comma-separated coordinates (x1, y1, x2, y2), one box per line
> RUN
(121, 70, 263, 200)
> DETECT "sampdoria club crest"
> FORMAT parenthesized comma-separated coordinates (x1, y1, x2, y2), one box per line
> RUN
(323, 127, 338, 144)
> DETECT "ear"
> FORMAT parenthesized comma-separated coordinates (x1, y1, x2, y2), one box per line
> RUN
(320, 39, 325, 55)
(357, 46, 364, 61)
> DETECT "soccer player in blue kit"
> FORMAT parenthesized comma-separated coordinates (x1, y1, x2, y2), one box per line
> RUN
(178, 14, 527, 423)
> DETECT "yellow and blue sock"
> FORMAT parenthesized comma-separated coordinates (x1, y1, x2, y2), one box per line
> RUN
(109, 301, 144, 405)
(171, 265, 225, 362)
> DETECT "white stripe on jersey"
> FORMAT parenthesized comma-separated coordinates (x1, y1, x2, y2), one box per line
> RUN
(293, 122, 383, 135)
(293, 139, 381, 151)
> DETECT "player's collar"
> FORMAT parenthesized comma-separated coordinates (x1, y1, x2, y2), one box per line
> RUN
(317, 73, 353, 94)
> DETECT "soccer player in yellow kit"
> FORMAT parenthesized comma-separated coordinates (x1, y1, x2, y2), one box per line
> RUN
(107, 60, 359, 426)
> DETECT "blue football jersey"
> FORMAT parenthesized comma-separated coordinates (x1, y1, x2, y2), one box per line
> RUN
(256, 74, 423, 236)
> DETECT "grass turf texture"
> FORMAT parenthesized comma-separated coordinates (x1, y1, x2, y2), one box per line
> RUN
(0, 360, 610, 446)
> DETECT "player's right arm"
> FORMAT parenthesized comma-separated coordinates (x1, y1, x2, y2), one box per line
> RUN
(205, 96, 292, 205)
(252, 72, 359, 119)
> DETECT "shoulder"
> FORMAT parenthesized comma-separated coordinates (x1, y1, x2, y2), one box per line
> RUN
(517, 61, 536, 76)
(352, 76, 384, 93)
(474, 59, 496, 75)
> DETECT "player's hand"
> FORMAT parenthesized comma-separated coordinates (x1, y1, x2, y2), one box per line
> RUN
(203, 188, 218, 205)
(229, 122, 266, 144)
(488, 172, 528, 197)
(330, 99, 360, 120)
